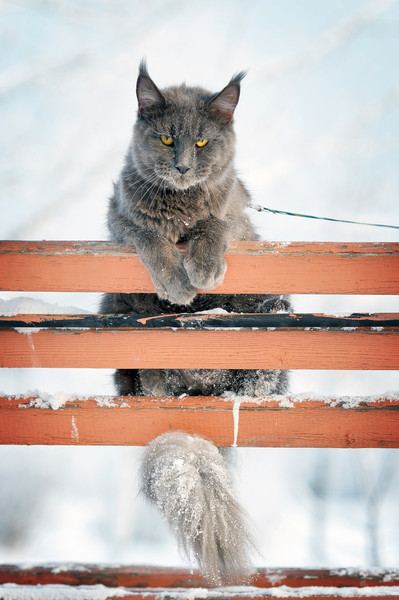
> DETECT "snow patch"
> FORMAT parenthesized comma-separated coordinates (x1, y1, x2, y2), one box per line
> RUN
(14, 327, 43, 334)
(3, 585, 399, 599)
(0, 584, 127, 599)
(276, 397, 295, 408)
(50, 564, 89, 574)
(193, 308, 231, 315)
(331, 567, 399, 582)
(27, 392, 74, 410)
(266, 573, 285, 586)
(12, 392, 132, 410)
(222, 391, 399, 409)
(0, 297, 89, 316)
(94, 397, 120, 408)
(273, 241, 292, 249)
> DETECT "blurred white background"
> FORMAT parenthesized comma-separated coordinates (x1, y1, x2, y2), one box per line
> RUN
(1, 0, 399, 570)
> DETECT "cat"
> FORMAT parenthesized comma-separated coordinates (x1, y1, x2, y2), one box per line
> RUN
(100, 61, 292, 583)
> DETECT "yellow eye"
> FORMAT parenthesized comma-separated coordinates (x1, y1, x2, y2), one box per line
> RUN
(196, 139, 208, 148)
(160, 135, 173, 146)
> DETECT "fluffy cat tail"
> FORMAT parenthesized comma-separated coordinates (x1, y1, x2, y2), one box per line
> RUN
(140, 431, 257, 584)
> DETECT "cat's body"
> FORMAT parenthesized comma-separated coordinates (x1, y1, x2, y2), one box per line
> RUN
(102, 290, 290, 397)
(100, 61, 291, 398)
(100, 62, 291, 582)
(102, 67, 255, 307)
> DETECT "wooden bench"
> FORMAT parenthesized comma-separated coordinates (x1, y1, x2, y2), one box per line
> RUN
(0, 240, 398, 599)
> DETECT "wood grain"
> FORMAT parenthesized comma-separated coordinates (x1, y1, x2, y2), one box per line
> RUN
(1, 312, 398, 329)
(1, 395, 398, 447)
(1, 240, 398, 294)
(0, 564, 398, 588)
(0, 587, 396, 599)
(1, 327, 398, 369)
(1, 240, 398, 596)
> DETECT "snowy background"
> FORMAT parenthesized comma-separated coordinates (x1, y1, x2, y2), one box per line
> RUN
(1, 0, 399, 570)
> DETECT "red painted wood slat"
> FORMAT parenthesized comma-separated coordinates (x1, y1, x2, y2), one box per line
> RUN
(1, 395, 398, 448)
(1, 240, 398, 294)
(0, 564, 398, 589)
(2, 327, 398, 369)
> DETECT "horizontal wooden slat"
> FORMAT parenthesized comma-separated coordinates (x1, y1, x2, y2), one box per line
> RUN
(1, 395, 398, 447)
(1, 564, 398, 589)
(1, 312, 398, 329)
(1, 326, 398, 369)
(0, 584, 398, 599)
(1, 240, 398, 294)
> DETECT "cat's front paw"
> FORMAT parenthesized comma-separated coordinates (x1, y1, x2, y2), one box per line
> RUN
(153, 271, 197, 306)
(184, 255, 227, 290)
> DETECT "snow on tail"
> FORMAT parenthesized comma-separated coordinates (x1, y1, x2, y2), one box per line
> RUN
(140, 431, 257, 584)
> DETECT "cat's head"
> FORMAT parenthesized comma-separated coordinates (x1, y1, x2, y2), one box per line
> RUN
(132, 61, 245, 190)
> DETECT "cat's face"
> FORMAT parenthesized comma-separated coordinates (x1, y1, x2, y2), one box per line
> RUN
(133, 96, 234, 191)
(132, 63, 245, 191)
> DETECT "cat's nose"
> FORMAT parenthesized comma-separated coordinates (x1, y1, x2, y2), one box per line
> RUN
(176, 165, 190, 175)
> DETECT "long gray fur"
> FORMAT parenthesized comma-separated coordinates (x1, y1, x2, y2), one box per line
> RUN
(140, 432, 257, 584)
(100, 62, 292, 582)
(100, 60, 292, 398)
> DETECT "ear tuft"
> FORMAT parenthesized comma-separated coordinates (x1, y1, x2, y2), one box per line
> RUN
(136, 60, 166, 117)
(207, 70, 247, 122)
(138, 59, 149, 78)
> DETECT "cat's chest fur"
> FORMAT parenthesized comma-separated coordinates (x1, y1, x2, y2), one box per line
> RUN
(122, 168, 225, 244)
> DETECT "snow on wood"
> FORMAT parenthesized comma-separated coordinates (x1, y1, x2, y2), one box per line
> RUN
(1, 394, 398, 448)
(1, 565, 399, 589)
(1, 583, 399, 599)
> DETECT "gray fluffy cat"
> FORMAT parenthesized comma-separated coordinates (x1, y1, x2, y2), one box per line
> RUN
(100, 62, 291, 583)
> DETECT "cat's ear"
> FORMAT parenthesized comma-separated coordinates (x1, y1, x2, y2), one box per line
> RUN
(136, 60, 166, 116)
(207, 71, 246, 122)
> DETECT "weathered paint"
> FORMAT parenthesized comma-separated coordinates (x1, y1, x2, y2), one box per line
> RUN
(1, 396, 398, 448)
(1, 312, 398, 329)
(0, 564, 398, 588)
(1, 328, 398, 369)
(1, 240, 398, 293)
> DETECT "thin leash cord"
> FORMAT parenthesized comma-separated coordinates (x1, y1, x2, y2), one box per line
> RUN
(250, 203, 399, 230)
